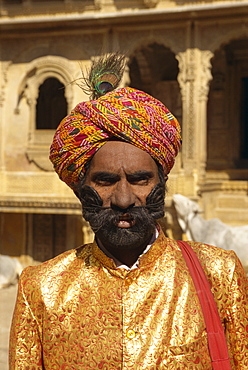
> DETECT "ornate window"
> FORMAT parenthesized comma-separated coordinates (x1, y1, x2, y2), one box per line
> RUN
(16, 55, 74, 171)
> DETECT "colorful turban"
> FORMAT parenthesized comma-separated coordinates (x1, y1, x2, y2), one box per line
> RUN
(50, 87, 181, 190)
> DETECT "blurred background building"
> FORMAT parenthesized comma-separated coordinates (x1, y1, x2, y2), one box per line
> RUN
(0, 0, 248, 262)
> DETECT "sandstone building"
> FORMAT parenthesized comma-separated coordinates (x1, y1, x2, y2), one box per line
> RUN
(0, 0, 248, 261)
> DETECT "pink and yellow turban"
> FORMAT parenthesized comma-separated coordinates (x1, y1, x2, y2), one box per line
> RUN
(50, 87, 181, 190)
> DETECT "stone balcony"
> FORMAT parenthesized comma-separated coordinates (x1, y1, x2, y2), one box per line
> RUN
(1, 0, 247, 19)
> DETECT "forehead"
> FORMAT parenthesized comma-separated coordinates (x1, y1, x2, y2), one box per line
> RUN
(88, 141, 158, 173)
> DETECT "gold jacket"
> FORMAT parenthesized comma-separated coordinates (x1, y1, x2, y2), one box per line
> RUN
(9, 231, 248, 369)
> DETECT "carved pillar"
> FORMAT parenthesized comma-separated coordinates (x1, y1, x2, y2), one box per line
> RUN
(176, 49, 213, 179)
(176, 49, 197, 172)
(0, 63, 5, 173)
(195, 50, 214, 179)
(25, 91, 37, 145)
(0, 61, 10, 175)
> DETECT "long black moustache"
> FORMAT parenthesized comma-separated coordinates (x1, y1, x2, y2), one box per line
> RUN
(90, 207, 154, 234)
(79, 183, 165, 222)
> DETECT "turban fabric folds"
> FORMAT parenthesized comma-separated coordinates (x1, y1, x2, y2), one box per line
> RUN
(50, 87, 181, 190)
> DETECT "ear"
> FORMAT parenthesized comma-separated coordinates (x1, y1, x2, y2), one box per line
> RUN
(178, 217, 187, 232)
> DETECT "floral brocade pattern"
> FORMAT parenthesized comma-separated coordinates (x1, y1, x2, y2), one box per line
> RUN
(9, 232, 248, 369)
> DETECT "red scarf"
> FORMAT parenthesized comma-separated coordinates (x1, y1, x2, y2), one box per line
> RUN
(177, 241, 232, 370)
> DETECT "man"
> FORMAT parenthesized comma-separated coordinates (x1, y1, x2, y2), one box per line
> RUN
(9, 53, 248, 369)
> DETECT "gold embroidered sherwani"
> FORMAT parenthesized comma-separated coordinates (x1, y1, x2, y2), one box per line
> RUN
(9, 231, 248, 369)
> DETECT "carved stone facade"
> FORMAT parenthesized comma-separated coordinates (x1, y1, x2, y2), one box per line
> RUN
(0, 0, 248, 259)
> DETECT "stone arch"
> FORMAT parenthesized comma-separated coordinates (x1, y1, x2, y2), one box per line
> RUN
(208, 27, 248, 55)
(10, 39, 91, 65)
(127, 34, 183, 57)
(127, 42, 182, 125)
(117, 25, 187, 59)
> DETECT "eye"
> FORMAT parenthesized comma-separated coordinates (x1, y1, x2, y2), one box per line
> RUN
(133, 179, 149, 185)
(95, 178, 116, 186)
(129, 175, 151, 185)
(92, 172, 119, 186)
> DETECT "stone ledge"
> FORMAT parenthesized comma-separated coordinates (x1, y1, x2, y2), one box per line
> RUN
(200, 180, 248, 193)
(0, 1, 247, 28)
(0, 196, 81, 214)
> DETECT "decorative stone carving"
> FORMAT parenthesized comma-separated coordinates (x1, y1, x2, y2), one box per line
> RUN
(198, 19, 248, 53)
(118, 27, 186, 59)
(143, 0, 159, 8)
(0, 87, 5, 108)
(16, 55, 74, 112)
(176, 50, 196, 161)
(0, 62, 11, 107)
(203, 180, 248, 193)
(13, 55, 76, 172)
(197, 50, 214, 102)
(94, 0, 102, 9)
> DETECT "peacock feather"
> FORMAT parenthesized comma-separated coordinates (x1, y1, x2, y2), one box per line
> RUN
(79, 52, 126, 100)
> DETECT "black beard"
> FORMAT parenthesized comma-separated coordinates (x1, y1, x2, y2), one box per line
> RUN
(78, 183, 165, 251)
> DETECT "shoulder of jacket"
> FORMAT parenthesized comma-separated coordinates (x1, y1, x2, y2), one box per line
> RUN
(20, 243, 93, 283)
(180, 240, 238, 283)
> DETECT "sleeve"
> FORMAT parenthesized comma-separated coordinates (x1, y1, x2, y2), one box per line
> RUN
(9, 270, 44, 370)
(225, 254, 248, 369)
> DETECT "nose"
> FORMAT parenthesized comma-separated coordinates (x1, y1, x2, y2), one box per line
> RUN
(110, 180, 136, 211)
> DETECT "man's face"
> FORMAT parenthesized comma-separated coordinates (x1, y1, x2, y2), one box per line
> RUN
(84, 141, 160, 211)
(82, 141, 164, 252)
